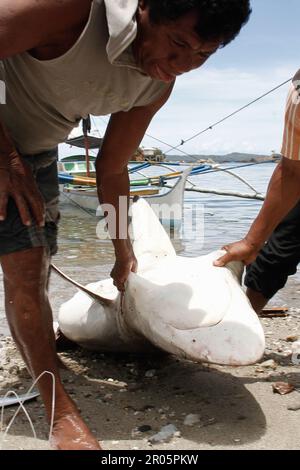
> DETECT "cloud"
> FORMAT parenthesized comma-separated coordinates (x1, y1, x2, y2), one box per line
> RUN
(142, 64, 297, 155)
(60, 63, 298, 158)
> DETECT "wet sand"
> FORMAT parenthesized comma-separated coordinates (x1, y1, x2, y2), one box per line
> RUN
(0, 273, 299, 451)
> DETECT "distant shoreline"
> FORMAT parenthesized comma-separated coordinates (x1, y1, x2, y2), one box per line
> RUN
(165, 152, 280, 164)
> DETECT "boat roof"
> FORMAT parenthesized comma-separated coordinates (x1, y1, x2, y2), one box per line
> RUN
(60, 155, 96, 162)
(66, 135, 103, 149)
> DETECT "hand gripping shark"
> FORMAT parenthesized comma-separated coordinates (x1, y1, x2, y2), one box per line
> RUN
(58, 199, 265, 366)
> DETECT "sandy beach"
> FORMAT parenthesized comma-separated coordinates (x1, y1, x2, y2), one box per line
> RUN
(0, 273, 300, 451)
(0, 0, 298, 451)
(0, 170, 299, 451)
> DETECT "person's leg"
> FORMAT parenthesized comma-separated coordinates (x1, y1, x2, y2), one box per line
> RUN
(246, 287, 269, 314)
(1, 246, 101, 450)
(245, 200, 300, 314)
(0, 151, 101, 449)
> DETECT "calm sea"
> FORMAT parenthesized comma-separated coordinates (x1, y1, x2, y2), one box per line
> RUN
(1, 161, 294, 335)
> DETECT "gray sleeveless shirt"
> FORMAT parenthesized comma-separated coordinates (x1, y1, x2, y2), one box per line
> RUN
(0, 0, 169, 155)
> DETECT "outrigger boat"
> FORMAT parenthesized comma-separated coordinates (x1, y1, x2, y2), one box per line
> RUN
(59, 134, 213, 226)
(59, 167, 193, 227)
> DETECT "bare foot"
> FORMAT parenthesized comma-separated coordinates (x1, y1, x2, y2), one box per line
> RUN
(50, 412, 102, 450)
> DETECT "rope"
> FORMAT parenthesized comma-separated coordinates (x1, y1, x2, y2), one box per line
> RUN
(0, 371, 55, 448)
(92, 78, 290, 190)
(166, 78, 292, 151)
(60, 189, 96, 217)
(91, 78, 292, 162)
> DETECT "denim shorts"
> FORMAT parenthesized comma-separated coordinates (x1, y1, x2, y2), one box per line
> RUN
(0, 148, 59, 257)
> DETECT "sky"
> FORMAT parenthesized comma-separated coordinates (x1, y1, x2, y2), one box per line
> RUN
(73, 0, 300, 157)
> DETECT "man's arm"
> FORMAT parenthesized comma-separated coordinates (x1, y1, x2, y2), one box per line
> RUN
(0, 1, 92, 221)
(0, 0, 92, 58)
(96, 85, 174, 291)
(214, 157, 300, 266)
(215, 77, 300, 268)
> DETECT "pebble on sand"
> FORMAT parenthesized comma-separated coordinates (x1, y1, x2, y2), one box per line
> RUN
(145, 370, 156, 378)
(260, 359, 277, 369)
(183, 414, 201, 426)
(272, 382, 295, 395)
(148, 424, 180, 444)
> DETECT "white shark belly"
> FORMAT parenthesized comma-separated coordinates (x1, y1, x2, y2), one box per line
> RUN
(58, 199, 265, 365)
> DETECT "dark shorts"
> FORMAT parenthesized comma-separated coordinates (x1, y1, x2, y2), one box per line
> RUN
(245, 201, 300, 299)
(0, 148, 60, 257)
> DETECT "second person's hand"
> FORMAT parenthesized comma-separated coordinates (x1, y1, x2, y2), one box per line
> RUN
(213, 238, 261, 267)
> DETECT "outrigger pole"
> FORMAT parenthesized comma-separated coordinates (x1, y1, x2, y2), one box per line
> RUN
(83, 115, 91, 178)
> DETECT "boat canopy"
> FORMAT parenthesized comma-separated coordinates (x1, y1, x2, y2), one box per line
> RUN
(66, 135, 103, 150)
(60, 155, 96, 162)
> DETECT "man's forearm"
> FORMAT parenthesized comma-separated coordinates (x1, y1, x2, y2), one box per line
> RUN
(246, 158, 300, 248)
(95, 86, 173, 261)
(97, 164, 133, 258)
(95, 108, 159, 259)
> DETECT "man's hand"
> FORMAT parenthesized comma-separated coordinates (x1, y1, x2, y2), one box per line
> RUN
(0, 153, 45, 226)
(110, 252, 138, 292)
(213, 238, 261, 267)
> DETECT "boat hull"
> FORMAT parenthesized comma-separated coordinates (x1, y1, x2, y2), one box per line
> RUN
(60, 169, 191, 227)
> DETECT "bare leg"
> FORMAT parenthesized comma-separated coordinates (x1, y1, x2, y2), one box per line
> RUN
(246, 287, 269, 315)
(1, 247, 101, 450)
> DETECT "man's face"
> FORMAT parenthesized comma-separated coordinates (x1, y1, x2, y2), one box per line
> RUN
(133, 3, 222, 83)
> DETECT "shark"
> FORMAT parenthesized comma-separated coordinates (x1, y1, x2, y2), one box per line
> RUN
(58, 199, 265, 365)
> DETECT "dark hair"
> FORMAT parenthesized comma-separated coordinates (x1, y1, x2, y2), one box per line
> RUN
(146, 0, 252, 47)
